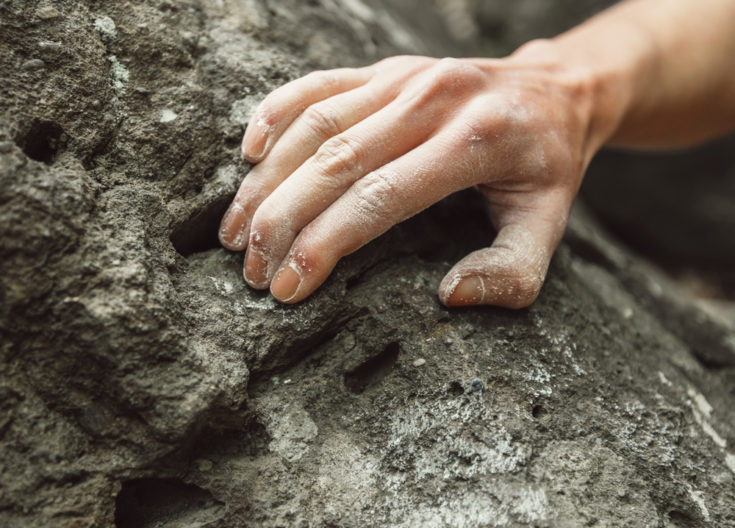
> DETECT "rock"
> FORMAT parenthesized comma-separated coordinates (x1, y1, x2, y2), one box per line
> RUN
(37, 7, 61, 20)
(1, 1, 734, 527)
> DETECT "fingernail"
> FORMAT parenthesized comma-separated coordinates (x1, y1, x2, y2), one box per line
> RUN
(244, 249, 269, 289)
(447, 276, 485, 306)
(271, 264, 301, 303)
(242, 116, 271, 161)
(219, 203, 248, 249)
(242, 137, 265, 161)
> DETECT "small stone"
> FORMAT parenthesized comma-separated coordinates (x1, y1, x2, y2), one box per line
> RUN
(195, 458, 213, 472)
(0, 142, 13, 153)
(38, 40, 62, 51)
(412, 358, 426, 367)
(37, 7, 60, 20)
(160, 109, 178, 123)
(283, 378, 292, 385)
(466, 378, 483, 394)
(22, 59, 45, 70)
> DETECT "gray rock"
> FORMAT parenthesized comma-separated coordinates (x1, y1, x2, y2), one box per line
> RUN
(1, 1, 734, 527)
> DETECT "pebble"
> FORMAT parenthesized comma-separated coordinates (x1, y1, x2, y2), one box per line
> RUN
(412, 358, 426, 367)
(22, 59, 45, 70)
(0, 142, 14, 154)
(37, 7, 60, 20)
(466, 378, 483, 394)
(38, 40, 62, 51)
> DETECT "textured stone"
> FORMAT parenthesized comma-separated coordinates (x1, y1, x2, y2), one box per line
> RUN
(1, 1, 734, 527)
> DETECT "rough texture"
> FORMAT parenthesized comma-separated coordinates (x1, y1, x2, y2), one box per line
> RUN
(1, 1, 734, 527)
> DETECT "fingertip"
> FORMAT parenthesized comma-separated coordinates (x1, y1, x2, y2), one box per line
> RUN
(271, 264, 302, 303)
(439, 274, 485, 307)
(242, 108, 277, 162)
(218, 204, 250, 251)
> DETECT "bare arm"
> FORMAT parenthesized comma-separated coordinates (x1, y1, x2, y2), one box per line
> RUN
(548, 0, 735, 149)
(219, 0, 735, 307)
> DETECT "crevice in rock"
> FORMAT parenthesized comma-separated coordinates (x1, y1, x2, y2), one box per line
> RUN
(114, 478, 224, 528)
(344, 341, 400, 394)
(15, 119, 64, 164)
(665, 509, 698, 528)
(170, 194, 232, 257)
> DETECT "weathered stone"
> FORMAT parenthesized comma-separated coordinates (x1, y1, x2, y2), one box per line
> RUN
(1, 1, 734, 527)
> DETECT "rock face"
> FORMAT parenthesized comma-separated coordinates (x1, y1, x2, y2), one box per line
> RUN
(1, 1, 734, 527)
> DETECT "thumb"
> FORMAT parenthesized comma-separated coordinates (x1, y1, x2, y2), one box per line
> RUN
(438, 207, 566, 309)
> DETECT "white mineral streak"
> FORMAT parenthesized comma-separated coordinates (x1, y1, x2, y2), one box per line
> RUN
(657, 371, 673, 387)
(339, 0, 375, 21)
(726, 453, 735, 475)
(687, 387, 727, 448)
(686, 484, 711, 522)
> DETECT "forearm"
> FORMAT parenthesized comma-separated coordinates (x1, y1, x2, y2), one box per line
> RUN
(540, 0, 735, 150)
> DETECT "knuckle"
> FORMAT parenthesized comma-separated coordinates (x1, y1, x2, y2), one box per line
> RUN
(400, 58, 484, 109)
(312, 134, 363, 177)
(430, 58, 484, 90)
(302, 103, 342, 138)
(353, 170, 398, 219)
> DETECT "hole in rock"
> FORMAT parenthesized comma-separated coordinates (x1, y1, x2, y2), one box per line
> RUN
(344, 341, 400, 394)
(531, 404, 547, 419)
(114, 478, 224, 528)
(170, 194, 233, 257)
(16, 120, 64, 163)
(447, 380, 465, 396)
(666, 510, 697, 528)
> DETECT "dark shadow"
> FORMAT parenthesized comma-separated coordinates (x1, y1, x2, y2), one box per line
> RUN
(16, 120, 64, 164)
(344, 341, 400, 394)
(114, 478, 224, 528)
(170, 194, 233, 257)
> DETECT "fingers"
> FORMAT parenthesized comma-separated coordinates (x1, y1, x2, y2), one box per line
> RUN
(219, 84, 390, 251)
(438, 193, 570, 309)
(267, 130, 479, 303)
(242, 80, 460, 288)
(241, 67, 373, 162)
(220, 60, 438, 253)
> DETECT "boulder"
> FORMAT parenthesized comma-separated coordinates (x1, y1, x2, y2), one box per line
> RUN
(1, 1, 734, 526)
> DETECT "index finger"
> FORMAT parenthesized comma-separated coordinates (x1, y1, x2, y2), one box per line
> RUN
(242, 67, 374, 162)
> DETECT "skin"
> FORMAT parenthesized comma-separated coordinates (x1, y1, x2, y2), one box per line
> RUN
(219, 0, 735, 308)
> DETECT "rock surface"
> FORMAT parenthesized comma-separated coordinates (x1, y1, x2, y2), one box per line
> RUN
(1, 1, 734, 527)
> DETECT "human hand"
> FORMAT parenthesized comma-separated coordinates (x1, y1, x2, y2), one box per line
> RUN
(219, 46, 603, 308)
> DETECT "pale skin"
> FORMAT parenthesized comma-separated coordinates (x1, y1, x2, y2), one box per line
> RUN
(219, 0, 735, 307)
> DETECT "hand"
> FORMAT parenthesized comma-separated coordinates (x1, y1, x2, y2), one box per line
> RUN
(219, 47, 599, 308)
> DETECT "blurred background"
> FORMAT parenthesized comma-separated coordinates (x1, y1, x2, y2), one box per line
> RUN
(427, 0, 735, 302)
